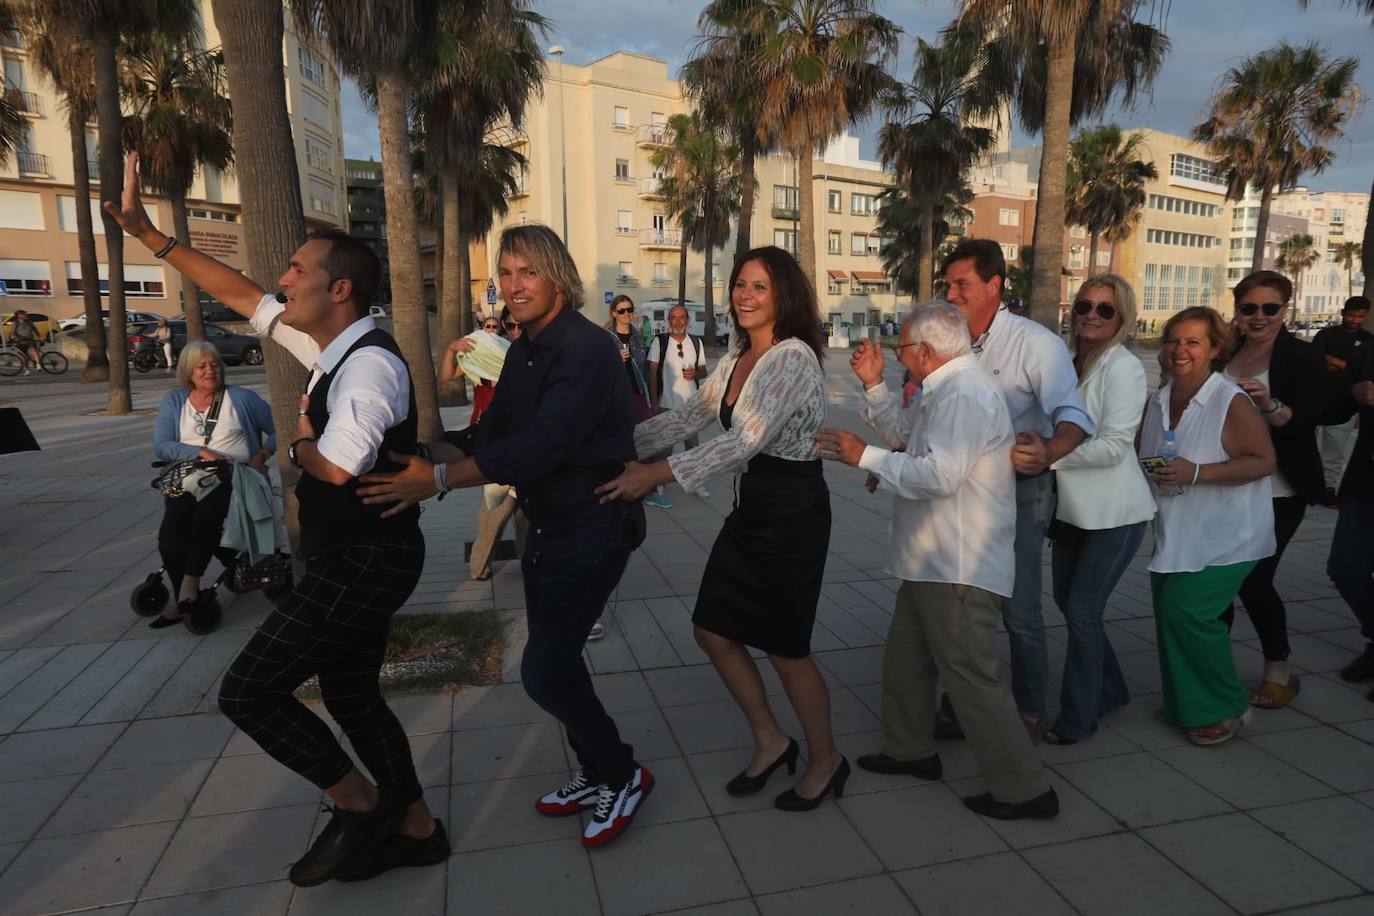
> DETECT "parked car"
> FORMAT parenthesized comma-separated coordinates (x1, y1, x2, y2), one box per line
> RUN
(60, 309, 164, 332)
(1, 311, 58, 343)
(178, 301, 245, 324)
(127, 319, 263, 366)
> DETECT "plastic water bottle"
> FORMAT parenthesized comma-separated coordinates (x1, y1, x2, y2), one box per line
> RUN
(1159, 430, 1178, 464)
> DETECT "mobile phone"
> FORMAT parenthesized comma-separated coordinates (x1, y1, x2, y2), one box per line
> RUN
(1138, 456, 1168, 473)
(1139, 456, 1183, 496)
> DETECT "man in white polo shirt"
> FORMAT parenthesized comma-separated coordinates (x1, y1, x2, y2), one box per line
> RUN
(647, 303, 710, 498)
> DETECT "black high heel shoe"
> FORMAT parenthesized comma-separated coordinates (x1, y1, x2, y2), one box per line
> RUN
(774, 756, 851, 812)
(726, 737, 800, 796)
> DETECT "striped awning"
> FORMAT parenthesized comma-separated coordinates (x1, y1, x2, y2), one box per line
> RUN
(827, 269, 849, 281)
(852, 270, 889, 283)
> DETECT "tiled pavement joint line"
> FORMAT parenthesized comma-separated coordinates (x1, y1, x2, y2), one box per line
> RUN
(0, 641, 119, 736)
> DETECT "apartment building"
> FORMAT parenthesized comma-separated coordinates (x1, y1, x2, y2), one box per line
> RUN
(0, 1, 345, 321)
(344, 158, 389, 305)
(1271, 187, 1369, 319)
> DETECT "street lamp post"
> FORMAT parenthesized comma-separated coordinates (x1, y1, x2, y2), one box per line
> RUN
(549, 45, 570, 246)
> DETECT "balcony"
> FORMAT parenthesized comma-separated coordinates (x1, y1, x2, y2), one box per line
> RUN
(4, 83, 40, 116)
(17, 151, 51, 176)
(614, 225, 635, 236)
(639, 228, 682, 249)
(771, 205, 799, 220)
(616, 276, 639, 287)
(638, 176, 665, 199)
(636, 124, 672, 148)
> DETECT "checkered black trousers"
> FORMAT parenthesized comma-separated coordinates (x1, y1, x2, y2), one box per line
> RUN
(218, 530, 426, 803)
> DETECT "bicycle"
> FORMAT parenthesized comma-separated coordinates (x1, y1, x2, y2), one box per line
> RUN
(0, 340, 68, 377)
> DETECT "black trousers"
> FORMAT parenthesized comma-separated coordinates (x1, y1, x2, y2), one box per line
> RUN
(159, 483, 233, 586)
(1235, 495, 1308, 662)
(218, 530, 427, 803)
(520, 518, 637, 788)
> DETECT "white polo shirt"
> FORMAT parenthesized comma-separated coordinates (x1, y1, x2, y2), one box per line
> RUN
(648, 333, 707, 410)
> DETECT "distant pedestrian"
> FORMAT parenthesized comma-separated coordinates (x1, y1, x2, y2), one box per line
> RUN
(605, 295, 669, 509)
(1311, 296, 1372, 503)
(647, 303, 711, 499)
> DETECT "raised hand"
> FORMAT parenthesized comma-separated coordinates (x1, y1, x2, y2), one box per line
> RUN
(101, 152, 156, 240)
(849, 339, 884, 387)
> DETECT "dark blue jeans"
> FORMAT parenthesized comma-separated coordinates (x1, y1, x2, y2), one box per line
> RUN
(1050, 521, 1144, 739)
(520, 514, 637, 788)
(1328, 469, 1374, 642)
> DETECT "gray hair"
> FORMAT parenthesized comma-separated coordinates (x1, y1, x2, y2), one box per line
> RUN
(177, 340, 223, 390)
(496, 224, 585, 311)
(903, 300, 971, 360)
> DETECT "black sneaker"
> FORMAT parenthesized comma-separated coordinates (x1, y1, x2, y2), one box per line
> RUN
(336, 819, 451, 882)
(1340, 643, 1374, 683)
(289, 790, 405, 887)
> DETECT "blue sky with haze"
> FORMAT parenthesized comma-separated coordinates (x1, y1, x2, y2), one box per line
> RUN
(339, 0, 1373, 194)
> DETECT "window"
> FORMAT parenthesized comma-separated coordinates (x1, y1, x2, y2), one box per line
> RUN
(300, 90, 330, 129)
(651, 111, 665, 126)
(866, 235, 881, 257)
(773, 184, 799, 210)
(1331, 208, 1345, 224)
(618, 261, 634, 281)
(828, 190, 841, 213)
(1001, 243, 1018, 262)
(1170, 153, 1224, 186)
(653, 262, 667, 285)
(1142, 263, 1157, 310)
(613, 106, 630, 129)
(851, 232, 867, 255)
(0, 259, 52, 297)
(0, 190, 44, 230)
(308, 178, 335, 215)
(1148, 228, 1217, 248)
(305, 136, 332, 173)
(299, 45, 326, 87)
(827, 277, 841, 295)
(1070, 225, 1087, 239)
(346, 167, 378, 180)
(828, 230, 841, 255)
(614, 159, 630, 181)
(1148, 194, 1218, 218)
(65, 261, 161, 298)
(616, 210, 632, 234)
(998, 208, 1019, 227)
(1097, 250, 1111, 267)
(187, 208, 238, 223)
(773, 228, 797, 255)
(851, 193, 874, 216)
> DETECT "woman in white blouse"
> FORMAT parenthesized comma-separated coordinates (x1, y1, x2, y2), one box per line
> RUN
(1045, 276, 1155, 745)
(598, 247, 843, 811)
(1138, 307, 1276, 745)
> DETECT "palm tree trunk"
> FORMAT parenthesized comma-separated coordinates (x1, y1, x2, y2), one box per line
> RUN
(1088, 230, 1100, 276)
(734, 144, 756, 264)
(69, 104, 107, 383)
(917, 193, 935, 302)
(797, 145, 816, 291)
(171, 191, 204, 341)
(212, 0, 309, 551)
(375, 70, 440, 441)
(1363, 171, 1374, 309)
(437, 164, 468, 407)
(1028, 34, 1076, 332)
(703, 243, 715, 345)
(677, 237, 688, 307)
(93, 29, 130, 414)
(1251, 184, 1274, 274)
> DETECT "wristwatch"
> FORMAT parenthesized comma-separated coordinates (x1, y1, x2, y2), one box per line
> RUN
(288, 436, 314, 469)
(1262, 399, 1284, 415)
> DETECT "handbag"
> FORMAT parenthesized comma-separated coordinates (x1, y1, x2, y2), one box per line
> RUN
(233, 551, 292, 591)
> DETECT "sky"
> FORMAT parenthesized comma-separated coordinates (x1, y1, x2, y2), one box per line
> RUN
(339, 0, 1374, 194)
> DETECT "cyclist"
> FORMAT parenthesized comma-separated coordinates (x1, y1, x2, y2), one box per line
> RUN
(6, 310, 42, 375)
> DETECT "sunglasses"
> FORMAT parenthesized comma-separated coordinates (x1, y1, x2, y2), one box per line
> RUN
(1237, 302, 1284, 317)
(503, 320, 518, 329)
(614, 306, 635, 315)
(1073, 299, 1118, 321)
(889, 342, 917, 356)
(483, 323, 501, 331)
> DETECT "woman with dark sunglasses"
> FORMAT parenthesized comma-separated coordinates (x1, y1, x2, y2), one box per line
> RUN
(605, 294, 669, 510)
(1222, 270, 1328, 710)
(1042, 275, 1156, 744)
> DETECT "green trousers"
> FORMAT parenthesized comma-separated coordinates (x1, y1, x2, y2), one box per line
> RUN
(1151, 562, 1257, 728)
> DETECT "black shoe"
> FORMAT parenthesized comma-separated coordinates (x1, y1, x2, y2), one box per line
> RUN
(1340, 643, 1374, 683)
(934, 692, 965, 740)
(1322, 487, 1340, 509)
(184, 590, 222, 635)
(774, 757, 850, 812)
(962, 787, 1060, 821)
(289, 790, 406, 887)
(726, 737, 800, 796)
(336, 819, 451, 882)
(856, 752, 942, 780)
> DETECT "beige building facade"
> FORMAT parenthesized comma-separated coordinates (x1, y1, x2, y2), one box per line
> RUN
(1271, 187, 1369, 319)
(0, 2, 345, 323)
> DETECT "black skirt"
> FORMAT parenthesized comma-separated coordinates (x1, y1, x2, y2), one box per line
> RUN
(693, 454, 831, 658)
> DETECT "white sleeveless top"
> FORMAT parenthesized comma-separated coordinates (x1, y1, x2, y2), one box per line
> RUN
(1138, 372, 1275, 574)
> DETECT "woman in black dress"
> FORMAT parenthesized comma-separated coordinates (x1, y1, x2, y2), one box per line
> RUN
(598, 246, 844, 810)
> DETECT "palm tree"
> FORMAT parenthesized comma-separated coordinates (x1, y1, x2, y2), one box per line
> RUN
(876, 181, 972, 298)
(652, 111, 742, 344)
(1278, 233, 1319, 310)
(417, 0, 546, 406)
(295, 0, 444, 440)
(682, 10, 772, 264)
(1194, 41, 1361, 275)
(26, 0, 197, 414)
(1065, 124, 1156, 270)
(879, 37, 995, 302)
(20, 10, 108, 382)
(702, 0, 899, 290)
(122, 32, 234, 342)
(953, 0, 1169, 329)
(1333, 240, 1363, 298)
(0, 5, 23, 165)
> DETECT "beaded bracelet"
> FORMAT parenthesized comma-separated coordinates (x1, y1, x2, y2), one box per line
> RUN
(153, 236, 178, 259)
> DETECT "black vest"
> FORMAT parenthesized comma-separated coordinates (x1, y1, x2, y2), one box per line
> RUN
(297, 328, 420, 542)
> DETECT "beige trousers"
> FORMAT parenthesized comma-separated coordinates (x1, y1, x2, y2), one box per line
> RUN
(881, 580, 1049, 804)
(468, 484, 527, 580)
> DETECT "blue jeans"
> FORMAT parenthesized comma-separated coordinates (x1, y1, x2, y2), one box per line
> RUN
(1005, 473, 1055, 719)
(1328, 468, 1374, 642)
(1050, 521, 1144, 738)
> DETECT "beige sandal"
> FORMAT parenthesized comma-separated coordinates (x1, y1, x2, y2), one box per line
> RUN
(1188, 709, 1252, 746)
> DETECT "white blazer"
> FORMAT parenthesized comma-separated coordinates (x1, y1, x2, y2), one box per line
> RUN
(1050, 343, 1157, 530)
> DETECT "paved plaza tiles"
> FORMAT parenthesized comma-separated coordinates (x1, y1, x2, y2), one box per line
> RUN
(1, 356, 1372, 916)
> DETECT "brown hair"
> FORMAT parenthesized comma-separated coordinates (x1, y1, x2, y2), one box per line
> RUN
(939, 238, 1007, 290)
(1162, 306, 1233, 371)
(727, 246, 825, 362)
(1232, 270, 1293, 308)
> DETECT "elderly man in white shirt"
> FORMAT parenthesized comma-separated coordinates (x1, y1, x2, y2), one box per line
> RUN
(816, 301, 1058, 822)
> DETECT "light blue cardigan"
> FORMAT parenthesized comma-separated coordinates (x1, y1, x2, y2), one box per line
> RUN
(154, 385, 277, 461)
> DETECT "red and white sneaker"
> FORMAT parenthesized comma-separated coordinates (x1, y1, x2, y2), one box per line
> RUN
(535, 770, 600, 817)
(581, 765, 654, 848)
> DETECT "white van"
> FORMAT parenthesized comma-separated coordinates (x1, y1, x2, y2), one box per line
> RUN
(640, 298, 731, 345)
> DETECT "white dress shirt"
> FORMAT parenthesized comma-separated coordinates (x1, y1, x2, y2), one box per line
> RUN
(858, 354, 1017, 597)
(250, 294, 410, 477)
(972, 306, 1094, 439)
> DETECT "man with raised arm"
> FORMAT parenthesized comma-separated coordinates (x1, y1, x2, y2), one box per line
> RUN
(105, 153, 448, 886)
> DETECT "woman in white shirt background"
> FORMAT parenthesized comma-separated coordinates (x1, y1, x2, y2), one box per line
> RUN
(1138, 307, 1276, 746)
(1045, 275, 1155, 745)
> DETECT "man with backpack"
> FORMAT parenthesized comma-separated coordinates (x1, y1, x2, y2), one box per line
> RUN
(647, 303, 711, 498)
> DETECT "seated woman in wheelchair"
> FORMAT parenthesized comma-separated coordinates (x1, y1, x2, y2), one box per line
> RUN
(150, 340, 275, 629)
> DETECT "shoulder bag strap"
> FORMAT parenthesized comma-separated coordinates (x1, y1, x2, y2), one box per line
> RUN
(202, 388, 226, 447)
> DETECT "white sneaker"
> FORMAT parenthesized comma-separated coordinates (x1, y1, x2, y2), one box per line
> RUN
(694, 486, 711, 499)
(582, 765, 654, 848)
(534, 769, 600, 816)
(586, 622, 605, 641)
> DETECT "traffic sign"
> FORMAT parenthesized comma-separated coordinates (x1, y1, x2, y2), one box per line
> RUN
(604, 291, 613, 305)
(485, 279, 497, 306)
(0, 280, 7, 297)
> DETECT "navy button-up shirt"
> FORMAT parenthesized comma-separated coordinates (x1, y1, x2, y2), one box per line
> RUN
(465, 305, 637, 530)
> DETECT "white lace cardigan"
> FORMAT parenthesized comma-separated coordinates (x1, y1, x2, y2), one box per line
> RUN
(634, 337, 827, 493)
